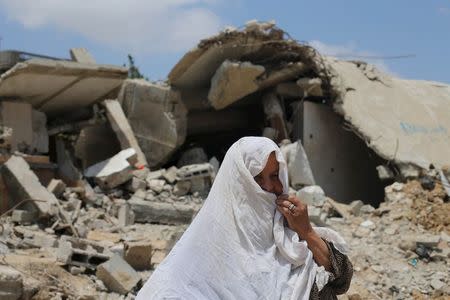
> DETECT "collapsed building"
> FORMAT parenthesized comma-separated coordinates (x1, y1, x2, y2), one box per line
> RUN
(0, 22, 449, 299)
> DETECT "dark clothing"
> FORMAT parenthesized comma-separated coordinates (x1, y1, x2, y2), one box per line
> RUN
(309, 241, 353, 299)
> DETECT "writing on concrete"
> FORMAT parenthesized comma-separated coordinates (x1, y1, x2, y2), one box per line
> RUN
(400, 122, 447, 135)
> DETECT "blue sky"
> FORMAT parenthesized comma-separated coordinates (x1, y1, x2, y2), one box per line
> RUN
(1, 0, 449, 83)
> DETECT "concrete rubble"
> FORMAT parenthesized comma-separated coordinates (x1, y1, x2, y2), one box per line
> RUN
(0, 23, 448, 299)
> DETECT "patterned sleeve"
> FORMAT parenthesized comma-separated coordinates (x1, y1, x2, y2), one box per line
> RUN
(309, 240, 353, 300)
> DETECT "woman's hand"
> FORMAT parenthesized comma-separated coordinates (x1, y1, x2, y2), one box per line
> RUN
(276, 194, 313, 239)
(276, 194, 332, 271)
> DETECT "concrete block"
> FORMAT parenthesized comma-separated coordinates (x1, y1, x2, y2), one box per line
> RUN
(296, 185, 326, 207)
(56, 237, 111, 270)
(47, 179, 67, 198)
(146, 169, 165, 181)
(118, 80, 187, 167)
(96, 255, 140, 295)
(173, 180, 191, 196)
(146, 179, 165, 194)
(124, 240, 152, 270)
(309, 206, 327, 226)
(118, 204, 135, 227)
(70, 48, 96, 64)
(129, 197, 198, 225)
(398, 163, 420, 179)
(376, 165, 394, 181)
(163, 166, 178, 184)
(0, 101, 48, 154)
(1, 156, 58, 217)
(11, 210, 37, 224)
(84, 148, 136, 190)
(349, 200, 364, 216)
(416, 234, 441, 248)
(296, 77, 323, 97)
(151, 250, 167, 268)
(87, 231, 121, 243)
(0, 265, 23, 300)
(125, 177, 146, 192)
(104, 99, 148, 167)
(281, 141, 315, 188)
(208, 60, 265, 110)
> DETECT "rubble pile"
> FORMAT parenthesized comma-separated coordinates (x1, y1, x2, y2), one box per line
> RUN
(0, 23, 449, 299)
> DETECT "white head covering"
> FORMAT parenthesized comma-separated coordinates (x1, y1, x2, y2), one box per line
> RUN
(137, 136, 348, 300)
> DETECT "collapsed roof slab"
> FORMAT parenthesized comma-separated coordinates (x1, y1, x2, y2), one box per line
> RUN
(327, 59, 450, 169)
(0, 59, 128, 117)
(168, 28, 287, 89)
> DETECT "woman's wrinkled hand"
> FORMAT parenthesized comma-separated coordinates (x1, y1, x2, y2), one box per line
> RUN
(276, 194, 314, 239)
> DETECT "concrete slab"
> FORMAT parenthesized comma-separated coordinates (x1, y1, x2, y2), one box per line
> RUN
(96, 254, 140, 295)
(84, 148, 136, 190)
(208, 60, 265, 109)
(329, 59, 450, 169)
(1, 155, 58, 217)
(0, 58, 127, 117)
(103, 99, 148, 167)
(70, 48, 96, 64)
(118, 80, 187, 167)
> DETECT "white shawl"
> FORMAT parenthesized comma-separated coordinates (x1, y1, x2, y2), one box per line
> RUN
(137, 137, 348, 300)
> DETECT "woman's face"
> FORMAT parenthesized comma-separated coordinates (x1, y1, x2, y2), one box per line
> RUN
(254, 152, 283, 196)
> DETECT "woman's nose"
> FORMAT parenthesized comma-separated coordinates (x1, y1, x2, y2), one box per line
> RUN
(261, 179, 274, 193)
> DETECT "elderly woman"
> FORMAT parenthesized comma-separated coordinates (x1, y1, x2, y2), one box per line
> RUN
(137, 137, 352, 299)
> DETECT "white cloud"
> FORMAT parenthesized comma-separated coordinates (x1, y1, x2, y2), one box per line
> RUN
(308, 40, 398, 76)
(0, 0, 223, 54)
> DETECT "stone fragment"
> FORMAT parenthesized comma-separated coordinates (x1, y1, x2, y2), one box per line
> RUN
(349, 200, 364, 216)
(416, 235, 440, 248)
(177, 163, 215, 195)
(296, 185, 325, 207)
(360, 220, 376, 229)
(398, 163, 420, 179)
(163, 166, 178, 184)
(132, 167, 150, 180)
(281, 141, 315, 188)
(129, 197, 198, 225)
(296, 77, 323, 97)
(103, 99, 148, 167)
(124, 240, 152, 270)
(96, 255, 140, 295)
(0, 265, 23, 300)
(309, 207, 327, 226)
(430, 278, 445, 291)
(208, 60, 265, 109)
(70, 48, 96, 64)
(147, 179, 165, 193)
(118, 80, 187, 167)
(146, 169, 165, 181)
(125, 177, 146, 192)
(1, 156, 58, 217)
(84, 148, 136, 190)
(118, 204, 135, 227)
(87, 231, 121, 243)
(376, 165, 394, 181)
(359, 204, 375, 214)
(47, 179, 67, 198)
(11, 210, 37, 224)
(173, 181, 191, 196)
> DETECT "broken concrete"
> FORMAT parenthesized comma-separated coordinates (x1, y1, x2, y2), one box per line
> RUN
(128, 197, 198, 225)
(124, 240, 152, 270)
(118, 79, 187, 167)
(70, 48, 96, 64)
(208, 60, 265, 110)
(96, 254, 140, 295)
(1, 156, 58, 217)
(0, 265, 23, 300)
(0, 58, 128, 117)
(103, 99, 148, 167)
(0, 101, 48, 153)
(84, 148, 136, 190)
(281, 141, 315, 188)
(47, 179, 67, 198)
